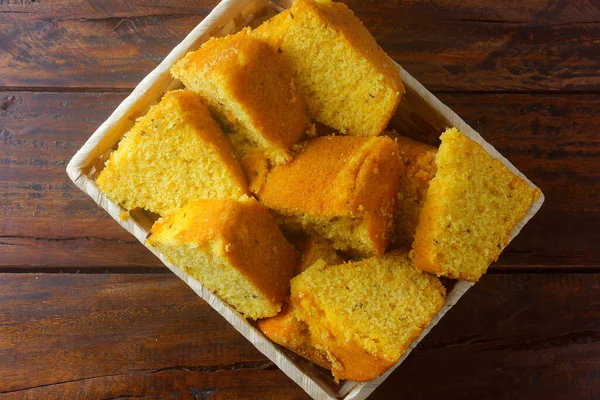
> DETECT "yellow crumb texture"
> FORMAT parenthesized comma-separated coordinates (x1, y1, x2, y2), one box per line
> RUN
(290, 250, 446, 382)
(96, 90, 248, 216)
(257, 303, 332, 369)
(147, 197, 298, 319)
(251, 136, 404, 257)
(411, 128, 542, 281)
(388, 132, 438, 246)
(252, 0, 403, 137)
(171, 28, 309, 164)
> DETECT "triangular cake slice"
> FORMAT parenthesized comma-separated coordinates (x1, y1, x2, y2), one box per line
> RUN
(410, 128, 541, 281)
(290, 250, 446, 382)
(147, 197, 298, 319)
(96, 90, 248, 216)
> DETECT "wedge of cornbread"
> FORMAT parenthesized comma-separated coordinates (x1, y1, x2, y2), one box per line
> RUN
(411, 128, 542, 281)
(96, 90, 248, 216)
(290, 250, 446, 382)
(147, 197, 298, 319)
(171, 28, 309, 164)
(252, 0, 404, 136)
(250, 135, 404, 257)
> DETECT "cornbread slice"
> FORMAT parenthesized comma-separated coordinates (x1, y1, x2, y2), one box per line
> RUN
(253, 0, 404, 136)
(290, 250, 446, 382)
(388, 132, 438, 246)
(258, 303, 331, 369)
(96, 90, 248, 216)
(411, 128, 542, 282)
(147, 197, 298, 319)
(250, 136, 404, 257)
(171, 29, 309, 164)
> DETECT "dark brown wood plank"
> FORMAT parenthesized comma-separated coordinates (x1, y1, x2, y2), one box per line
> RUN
(0, 370, 307, 400)
(0, 91, 163, 268)
(1, 1, 600, 91)
(0, 273, 597, 398)
(1, 91, 599, 269)
(0, 273, 293, 396)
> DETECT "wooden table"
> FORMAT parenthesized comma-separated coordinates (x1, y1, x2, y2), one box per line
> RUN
(1, 1, 599, 398)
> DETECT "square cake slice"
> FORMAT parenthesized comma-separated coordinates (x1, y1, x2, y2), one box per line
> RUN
(410, 128, 542, 281)
(290, 250, 446, 382)
(96, 90, 248, 216)
(253, 0, 404, 136)
(147, 197, 298, 319)
(171, 28, 309, 164)
(249, 136, 404, 257)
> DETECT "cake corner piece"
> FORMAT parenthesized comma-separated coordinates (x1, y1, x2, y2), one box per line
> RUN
(411, 127, 542, 282)
(147, 196, 299, 319)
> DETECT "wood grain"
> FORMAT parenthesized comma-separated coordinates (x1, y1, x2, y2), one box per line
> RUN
(0, 273, 597, 399)
(0, 273, 279, 395)
(2, 91, 598, 269)
(0, 91, 164, 268)
(1, 1, 600, 91)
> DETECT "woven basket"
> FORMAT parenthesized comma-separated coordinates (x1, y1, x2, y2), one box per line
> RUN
(66, 1, 545, 398)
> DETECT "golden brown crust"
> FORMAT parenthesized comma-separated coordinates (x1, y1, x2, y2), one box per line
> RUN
(223, 199, 299, 304)
(171, 29, 308, 162)
(149, 197, 298, 313)
(252, 136, 403, 256)
(323, 339, 396, 383)
(241, 150, 269, 195)
(411, 128, 542, 281)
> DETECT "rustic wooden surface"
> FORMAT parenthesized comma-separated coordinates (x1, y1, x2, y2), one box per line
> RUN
(0, 273, 598, 399)
(0, 0, 598, 398)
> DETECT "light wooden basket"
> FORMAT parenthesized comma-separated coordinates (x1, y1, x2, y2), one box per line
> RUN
(66, 1, 545, 398)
